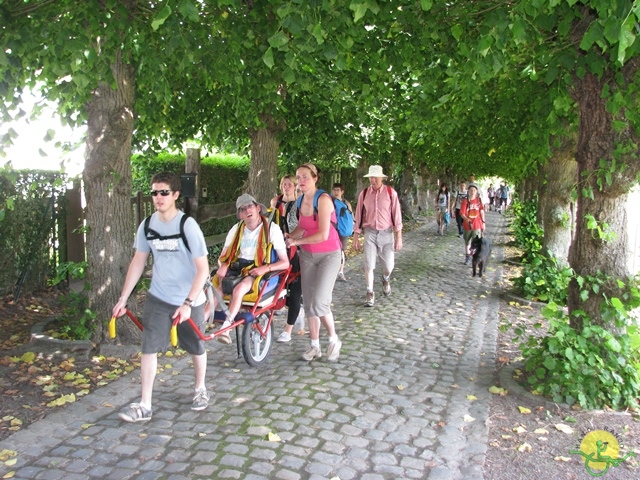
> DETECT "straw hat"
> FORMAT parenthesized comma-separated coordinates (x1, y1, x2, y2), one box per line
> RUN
(363, 165, 388, 178)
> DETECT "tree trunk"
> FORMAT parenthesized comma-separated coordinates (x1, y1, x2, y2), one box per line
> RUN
(248, 114, 284, 205)
(397, 164, 416, 219)
(567, 70, 639, 330)
(84, 52, 139, 345)
(539, 136, 577, 266)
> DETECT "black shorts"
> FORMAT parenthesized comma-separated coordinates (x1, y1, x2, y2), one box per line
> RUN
(141, 293, 206, 355)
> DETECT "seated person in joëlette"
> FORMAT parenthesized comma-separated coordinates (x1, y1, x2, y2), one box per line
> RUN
(211, 193, 289, 345)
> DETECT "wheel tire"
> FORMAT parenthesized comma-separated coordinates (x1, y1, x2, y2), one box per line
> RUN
(241, 313, 272, 367)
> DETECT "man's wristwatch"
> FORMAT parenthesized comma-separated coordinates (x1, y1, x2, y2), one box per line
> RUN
(183, 298, 194, 307)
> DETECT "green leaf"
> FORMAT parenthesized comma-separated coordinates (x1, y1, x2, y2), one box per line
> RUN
(311, 24, 325, 45)
(42, 129, 56, 142)
(579, 21, 603, 51)
(282, 68, 296, 85)
(451, 24, 463, 42)
(565, 347, 574, 361)
(618, 17, 636, 65)
(420, 0, 433, 11)
(262, 47, 274, 69)
(268, 31, 290, 49)
(350, 2, 368, 23)
(151, 5, 172, 31)
(178, 0, 200, 22)
(605, 337, 621, 353)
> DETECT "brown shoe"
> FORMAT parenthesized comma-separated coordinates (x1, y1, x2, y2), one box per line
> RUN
(301, 345, 322, 361)
(364, 291, 375, 307)
(382, 276, 391, 296)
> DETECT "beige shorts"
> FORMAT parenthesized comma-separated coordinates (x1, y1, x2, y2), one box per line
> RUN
(363, 228, 395, 275)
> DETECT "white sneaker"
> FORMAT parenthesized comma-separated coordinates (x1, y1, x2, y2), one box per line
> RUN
(277, 331, 291, 343)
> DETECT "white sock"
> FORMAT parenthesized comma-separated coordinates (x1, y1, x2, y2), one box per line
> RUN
(139, 401, 151, 411)
(329, 335, 338, 343)
(311, 339, 320, 348)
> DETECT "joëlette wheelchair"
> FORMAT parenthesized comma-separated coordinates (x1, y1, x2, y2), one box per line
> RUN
(110, 245, 298, 368)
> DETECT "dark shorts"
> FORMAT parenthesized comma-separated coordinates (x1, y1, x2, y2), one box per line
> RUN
(142, 293, 206, 355)
(339, 236, 350, 252)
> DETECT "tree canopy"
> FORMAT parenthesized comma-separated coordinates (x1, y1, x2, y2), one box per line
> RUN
(1, 0, 640, 340)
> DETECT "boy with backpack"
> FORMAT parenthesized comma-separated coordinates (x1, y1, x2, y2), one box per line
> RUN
(112, 172, 210, 422)
(331, 183, 354, 282)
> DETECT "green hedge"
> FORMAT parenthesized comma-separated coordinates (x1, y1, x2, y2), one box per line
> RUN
(0, 169, 67, 297)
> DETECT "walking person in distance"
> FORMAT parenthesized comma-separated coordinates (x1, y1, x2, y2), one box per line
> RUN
(459, 183, 486, 265)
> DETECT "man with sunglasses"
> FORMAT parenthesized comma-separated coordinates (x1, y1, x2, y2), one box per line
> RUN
(112, 172, 210, 422)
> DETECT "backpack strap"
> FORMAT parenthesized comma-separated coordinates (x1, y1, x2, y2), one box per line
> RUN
(359, 185, 397, 230)
(143, 214, 191, 253)
(296, 189, 325, 221)
(296, 190, 339, 233)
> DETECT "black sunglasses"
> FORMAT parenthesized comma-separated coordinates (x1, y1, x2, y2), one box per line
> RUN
(150, 190, 173, 197)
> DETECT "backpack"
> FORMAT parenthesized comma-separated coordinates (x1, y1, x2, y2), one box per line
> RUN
(143, 214, 191, 252)
(332, 197, 354, 237)
(295, 189, 341, 235)
(274, 194, 295, 234)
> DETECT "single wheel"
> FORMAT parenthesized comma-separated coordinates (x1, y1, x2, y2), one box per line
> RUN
(242, 313, 272, 367)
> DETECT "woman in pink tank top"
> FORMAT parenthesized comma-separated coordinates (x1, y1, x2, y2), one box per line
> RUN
(285, 163, 343, 363)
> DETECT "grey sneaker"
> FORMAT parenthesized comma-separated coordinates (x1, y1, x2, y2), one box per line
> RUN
(192, 388, 209, 411)
(301, 345, 322, 361)
(382, 276, 391, 296)
(464, 254, 471, 265)
(337, 272, 347, 282)
(276, 331, 291, 343)
(364, 291, 375, 307)
(118, 403, 152, 423)
(327, 339, 342, 362)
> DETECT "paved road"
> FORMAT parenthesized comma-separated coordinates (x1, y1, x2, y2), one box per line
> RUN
(0, 211, 509, 480)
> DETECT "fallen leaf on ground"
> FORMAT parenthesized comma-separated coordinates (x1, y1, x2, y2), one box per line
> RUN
(268, 432, 281, 442)
(513, 426, 527, 434)
(518, 406, 531, 414)
(555, 456, 572, 462)
(555, 423, 574, 434)
(533, 428, 548, 434)
(517, 443, 532, 452)
(466, 395, 478, 401)
(463, 415, 475, 422)
(489, 386, 508, 396)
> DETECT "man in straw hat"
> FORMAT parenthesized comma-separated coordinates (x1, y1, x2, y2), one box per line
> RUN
(353, 165, 403, 307)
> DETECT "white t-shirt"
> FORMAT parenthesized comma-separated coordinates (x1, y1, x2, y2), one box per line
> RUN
(223, 220, 286, 261)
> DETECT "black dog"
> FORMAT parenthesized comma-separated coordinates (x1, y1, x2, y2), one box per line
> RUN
(469, 235, 491, 277)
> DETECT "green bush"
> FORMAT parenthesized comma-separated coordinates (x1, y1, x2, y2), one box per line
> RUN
(510, 197, 543, 262)
(54, 291, 95, 340)
(0, 168, 66, 296)
(515, 253, 573, 304)
(517, 276, 640, 410)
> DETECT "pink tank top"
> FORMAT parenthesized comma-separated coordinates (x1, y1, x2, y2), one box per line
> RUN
(298, 199, 342, 253)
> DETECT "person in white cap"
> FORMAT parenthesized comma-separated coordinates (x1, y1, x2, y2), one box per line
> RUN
(212, 193, 290, 344)
(353, 165, 403, 307)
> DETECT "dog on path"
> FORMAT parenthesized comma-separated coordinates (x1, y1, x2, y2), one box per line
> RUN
(469, 235, 491, 277)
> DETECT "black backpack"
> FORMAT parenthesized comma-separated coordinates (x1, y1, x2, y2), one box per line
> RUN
(143, 214, 191, 252)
